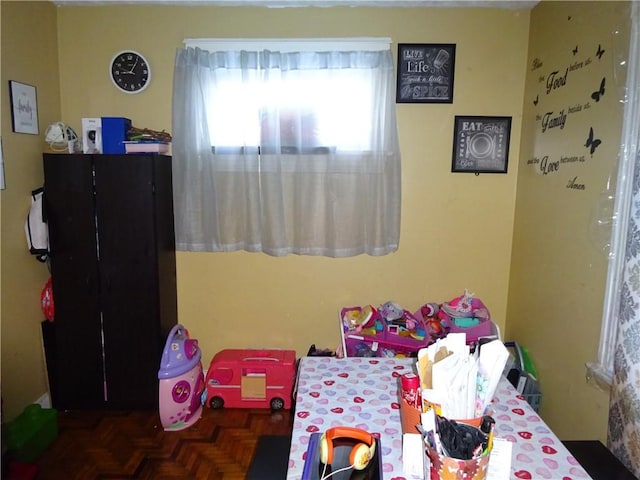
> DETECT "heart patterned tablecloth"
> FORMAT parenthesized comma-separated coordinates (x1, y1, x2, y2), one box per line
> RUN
(491, 384, 591, 480)
(286, 356, 592, 480)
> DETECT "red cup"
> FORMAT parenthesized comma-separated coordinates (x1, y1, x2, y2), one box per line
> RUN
(401, 373, 421, 408)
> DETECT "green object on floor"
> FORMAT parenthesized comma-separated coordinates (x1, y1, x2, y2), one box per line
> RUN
(5, 404, 58, 463)
(519, 345, 538, 378)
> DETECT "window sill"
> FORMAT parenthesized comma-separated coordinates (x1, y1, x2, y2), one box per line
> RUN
(585, 361, 612, 393)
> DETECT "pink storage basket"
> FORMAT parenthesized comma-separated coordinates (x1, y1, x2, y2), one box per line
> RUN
(339, 307, 432, 358)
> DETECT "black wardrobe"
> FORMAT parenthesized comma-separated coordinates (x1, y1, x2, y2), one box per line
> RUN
(43, 153, 177, 410)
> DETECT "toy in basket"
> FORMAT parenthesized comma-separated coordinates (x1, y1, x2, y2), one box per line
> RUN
(158, 324, 205, 431)
(437, 290, 498, 344)
(340, 302, 434, 358)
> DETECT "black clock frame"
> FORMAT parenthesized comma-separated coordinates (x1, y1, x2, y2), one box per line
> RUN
(110, 50, 151, 94)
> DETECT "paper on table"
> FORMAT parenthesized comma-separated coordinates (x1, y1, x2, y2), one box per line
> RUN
(466, 354, 479, 419)
(431, 345, 480, 418)
(431, 349, 465, 417)
(449, 354, 476, 419)
(418, 333, 467, 363)
(421, 410, 440, 453)
(417, 334, 509, 418)
(442, 332, 468, 355)
(402, 433, 425, 477)
(417, 353, 435, 391)
(485, 438, 512, 480)
(476, 340, 510, 416)
(417, 333, 468, 391)
(422, 388, 445, 416)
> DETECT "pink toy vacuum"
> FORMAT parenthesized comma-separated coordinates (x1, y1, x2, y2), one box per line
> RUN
(158, 324, 205, 431)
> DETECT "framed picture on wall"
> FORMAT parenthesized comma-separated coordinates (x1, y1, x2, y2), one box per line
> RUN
(451, 115, 512, 174)
(396, 43, 456, 103)
(9, 80, 39, 135)
(0, 137, 5, 190)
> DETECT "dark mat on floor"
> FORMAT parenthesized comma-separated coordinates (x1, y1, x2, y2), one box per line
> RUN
(247, 435, 291, 480)
(562, 440, 637, 480)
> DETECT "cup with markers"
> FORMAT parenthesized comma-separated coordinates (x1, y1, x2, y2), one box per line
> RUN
(411, 332, 508, 480)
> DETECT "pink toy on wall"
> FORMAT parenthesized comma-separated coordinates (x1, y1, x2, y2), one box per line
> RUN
(158, 324, 205, 431)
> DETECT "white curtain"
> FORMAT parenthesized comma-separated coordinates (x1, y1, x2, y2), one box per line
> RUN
(171, 45, 401, 257)
(608, 3, 640, 476)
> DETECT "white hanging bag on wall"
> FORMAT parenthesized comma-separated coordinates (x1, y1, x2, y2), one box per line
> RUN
(25, 187, 49, 262)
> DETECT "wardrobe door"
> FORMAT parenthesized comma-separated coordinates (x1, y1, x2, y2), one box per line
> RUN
(43, 154, 105, 409)
(150, 155, 178, 340)
(93, 155, 169, 408)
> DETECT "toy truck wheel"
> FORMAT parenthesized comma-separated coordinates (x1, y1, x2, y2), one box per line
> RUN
(209, 396, 224, 409)
(270, 397, 285, 411)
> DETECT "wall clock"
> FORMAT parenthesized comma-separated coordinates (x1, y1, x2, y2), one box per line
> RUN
(110, 50, 151, 94)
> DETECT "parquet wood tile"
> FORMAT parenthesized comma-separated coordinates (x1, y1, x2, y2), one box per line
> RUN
(33, 407, 293, 480)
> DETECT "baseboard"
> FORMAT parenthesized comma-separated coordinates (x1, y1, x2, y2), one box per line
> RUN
(34, 393, 51, 409)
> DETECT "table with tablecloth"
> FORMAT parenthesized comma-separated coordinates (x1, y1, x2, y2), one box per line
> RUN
(286, 356, 592, 480)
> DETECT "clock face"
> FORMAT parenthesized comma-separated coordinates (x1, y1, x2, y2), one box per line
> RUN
(110, 51, 151, 94)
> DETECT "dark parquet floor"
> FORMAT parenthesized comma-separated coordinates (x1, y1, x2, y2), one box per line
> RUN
(33, 406, 293, 480)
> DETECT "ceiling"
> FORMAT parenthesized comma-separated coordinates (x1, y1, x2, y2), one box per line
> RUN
(52, 0, 539, 9)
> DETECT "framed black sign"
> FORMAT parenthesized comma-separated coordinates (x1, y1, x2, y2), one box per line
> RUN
(9, 80, 39, 135)
(396, 43, 456, 104)
(451, 116, 512, 174)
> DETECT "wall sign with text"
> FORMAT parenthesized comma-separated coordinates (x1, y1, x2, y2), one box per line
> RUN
(9, 80, 39, 135)
(525, 37, 613, 193)
(396, 43, 456, 104)
(451, 116, 512, 174)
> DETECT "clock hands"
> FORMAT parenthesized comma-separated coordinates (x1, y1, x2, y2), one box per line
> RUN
(114, 55, 140, 75)
(125, 55, 139, 74)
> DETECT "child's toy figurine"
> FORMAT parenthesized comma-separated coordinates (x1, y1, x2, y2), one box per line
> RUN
(419, 303, 447, 337)
(342, 305, 378, 333)
(438, 289, 490, 325)
(380, 301, 418, 330)
(437, 290, 494, 344)
(379, 301, 403, 322)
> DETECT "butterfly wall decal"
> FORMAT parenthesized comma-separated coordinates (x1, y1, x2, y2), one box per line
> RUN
(591, 77, 606, 102)
(585, 127, 602, 156)
(596, 44, 605, 60)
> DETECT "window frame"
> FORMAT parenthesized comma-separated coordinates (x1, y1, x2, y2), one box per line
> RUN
(183, 37, 392, 53)
(586, 8, 639, 390)
(183, 37, 393, 157)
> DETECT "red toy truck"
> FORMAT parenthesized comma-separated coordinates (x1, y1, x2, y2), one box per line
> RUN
(204, 349, 297, 410)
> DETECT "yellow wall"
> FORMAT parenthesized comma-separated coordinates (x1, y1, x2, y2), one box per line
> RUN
(53, 4, 527, 361)
(1, 1, 61, 419)
(507, 1, 630, 442)
(52, 5, 527, 365)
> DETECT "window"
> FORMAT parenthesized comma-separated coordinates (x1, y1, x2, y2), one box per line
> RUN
(172, 39, 401, 257)
(207, 64, 374, 153)
(586, 14, 640, 389)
